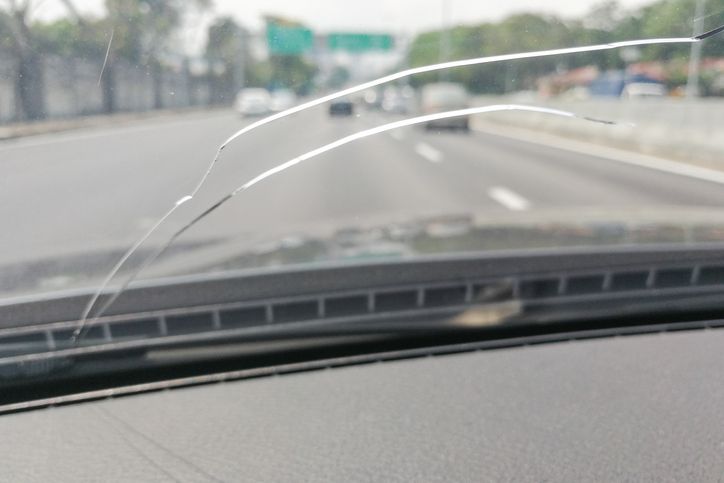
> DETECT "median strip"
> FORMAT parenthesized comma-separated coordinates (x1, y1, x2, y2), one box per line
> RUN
(472, 120, 724, 186)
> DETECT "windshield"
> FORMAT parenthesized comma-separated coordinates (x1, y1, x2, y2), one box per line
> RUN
(1, 0, 723, 325)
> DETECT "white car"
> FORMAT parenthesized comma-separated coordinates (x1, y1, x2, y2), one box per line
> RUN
(269, 89, 297, 112)
(621, 82, 667, 99)
(235, 88, 271, 117)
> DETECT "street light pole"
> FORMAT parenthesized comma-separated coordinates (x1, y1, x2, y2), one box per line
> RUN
(686, 0, 706, 97)
(236, 28, 247, 92)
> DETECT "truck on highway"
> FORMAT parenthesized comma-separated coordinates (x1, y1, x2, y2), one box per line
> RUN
(418, 82, 471, 131)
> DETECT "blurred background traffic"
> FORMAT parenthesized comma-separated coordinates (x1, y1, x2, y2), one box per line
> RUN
(0, 0, 722, 126)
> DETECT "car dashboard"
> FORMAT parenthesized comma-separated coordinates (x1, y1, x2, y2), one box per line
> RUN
(2, 326, 724, 481)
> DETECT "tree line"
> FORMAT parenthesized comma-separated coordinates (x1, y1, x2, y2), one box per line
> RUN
(0, 1, 316, 121)
(407, 0, 724, 95)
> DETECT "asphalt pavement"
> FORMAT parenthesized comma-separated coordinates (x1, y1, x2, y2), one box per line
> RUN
(3, 106, 724, 298)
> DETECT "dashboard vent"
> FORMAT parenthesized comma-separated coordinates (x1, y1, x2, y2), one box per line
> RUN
(2, 259, 724, 362)
(325, 295, 368, 318)
(654, 268, 693, 288)
(610, 271, 649, 291)
(698, 265, 724, 285)
(424, 285, 467, 307)
(375, 290, 419, 312)
(519, 278, 560, 299)
(565, 275, 605, 295)
(220, 306, 266, 329)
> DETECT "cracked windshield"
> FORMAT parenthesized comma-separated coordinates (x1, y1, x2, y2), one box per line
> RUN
(1, 0, 723, 314)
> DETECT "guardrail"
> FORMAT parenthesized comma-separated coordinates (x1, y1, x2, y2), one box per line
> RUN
(472, 96, 724, 166)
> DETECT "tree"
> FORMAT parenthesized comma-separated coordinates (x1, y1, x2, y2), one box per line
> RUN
(408, 14, 584, 94)
(34, 18, 105, 58)
(262, 15, 317, 94)
(268, 54, 317, 94)
(0, 0, 46, 120)
(205, 16, 247, 103)
(16, 0, 213, 114)
(0, 0, 113, 119)
(636, 0, 724, 60)
(104, 0, 211, 109)
(327, 65, 350, 89)
(584, 0, 625, 31)
(41, 1, 122, 113)
(407, 1, 724, 95)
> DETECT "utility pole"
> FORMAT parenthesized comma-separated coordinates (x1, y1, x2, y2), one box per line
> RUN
(439, 0, 451, 81)
(236, 28, 247, 92)
(686, 0, 706, 97)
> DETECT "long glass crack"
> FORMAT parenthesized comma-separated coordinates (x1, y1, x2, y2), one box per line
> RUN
(97, 28, 114, 85)
(73, 105, 617, 336)
(73, 28, 724, 340)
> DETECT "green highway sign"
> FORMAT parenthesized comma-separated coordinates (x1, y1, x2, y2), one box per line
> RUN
(328, 33, 394, 52)
(267, 22, 314, 55)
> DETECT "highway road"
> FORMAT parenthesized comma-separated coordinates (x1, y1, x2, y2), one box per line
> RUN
(3, 105, 724, 298)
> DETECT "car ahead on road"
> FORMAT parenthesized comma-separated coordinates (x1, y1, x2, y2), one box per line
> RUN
(419, 82, 471, 131)
(329, 97, 354, 117)
(269, 89, 297, 112)
(381, 86, 415, 114)
(235, 88, 272, 117)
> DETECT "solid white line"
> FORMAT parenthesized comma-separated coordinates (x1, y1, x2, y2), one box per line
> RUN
(488, 186, 531, 211)
(472, 123, 724, 186)
(415, 142, 443, 163)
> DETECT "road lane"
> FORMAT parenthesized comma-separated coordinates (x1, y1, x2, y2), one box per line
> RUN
(3, 107, 724, 298)
(415, 142, 443, 163)
(414, 125, 724, 208)
(0, 107, 337, 263)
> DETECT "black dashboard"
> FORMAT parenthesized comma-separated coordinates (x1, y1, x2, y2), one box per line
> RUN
(3, 327, 723, 481)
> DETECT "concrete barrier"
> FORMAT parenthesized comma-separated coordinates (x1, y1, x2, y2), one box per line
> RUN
(0, 106, 226, 141)
(0, 51, 217, 125)
(472, 96, 724, 168)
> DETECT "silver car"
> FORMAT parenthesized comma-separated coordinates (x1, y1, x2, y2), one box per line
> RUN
(419, 82, 470, 131)
(235, 88, 272, 117)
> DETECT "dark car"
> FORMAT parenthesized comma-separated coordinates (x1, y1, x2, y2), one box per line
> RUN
(329, 97, 354, 116)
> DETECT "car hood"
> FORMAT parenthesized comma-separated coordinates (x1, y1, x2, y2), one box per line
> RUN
(170, 208, 724, 276)
(5, 207, 724, 301)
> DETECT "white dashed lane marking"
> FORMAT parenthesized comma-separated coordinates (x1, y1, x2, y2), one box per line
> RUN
(415, 142, 443, 163)
(488, 186, 530, 211)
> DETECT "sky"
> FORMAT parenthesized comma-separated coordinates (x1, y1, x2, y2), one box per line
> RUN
(34, 0, 657, 34)
(30, 0, 660, 64)
(210, 0, 657, 33)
